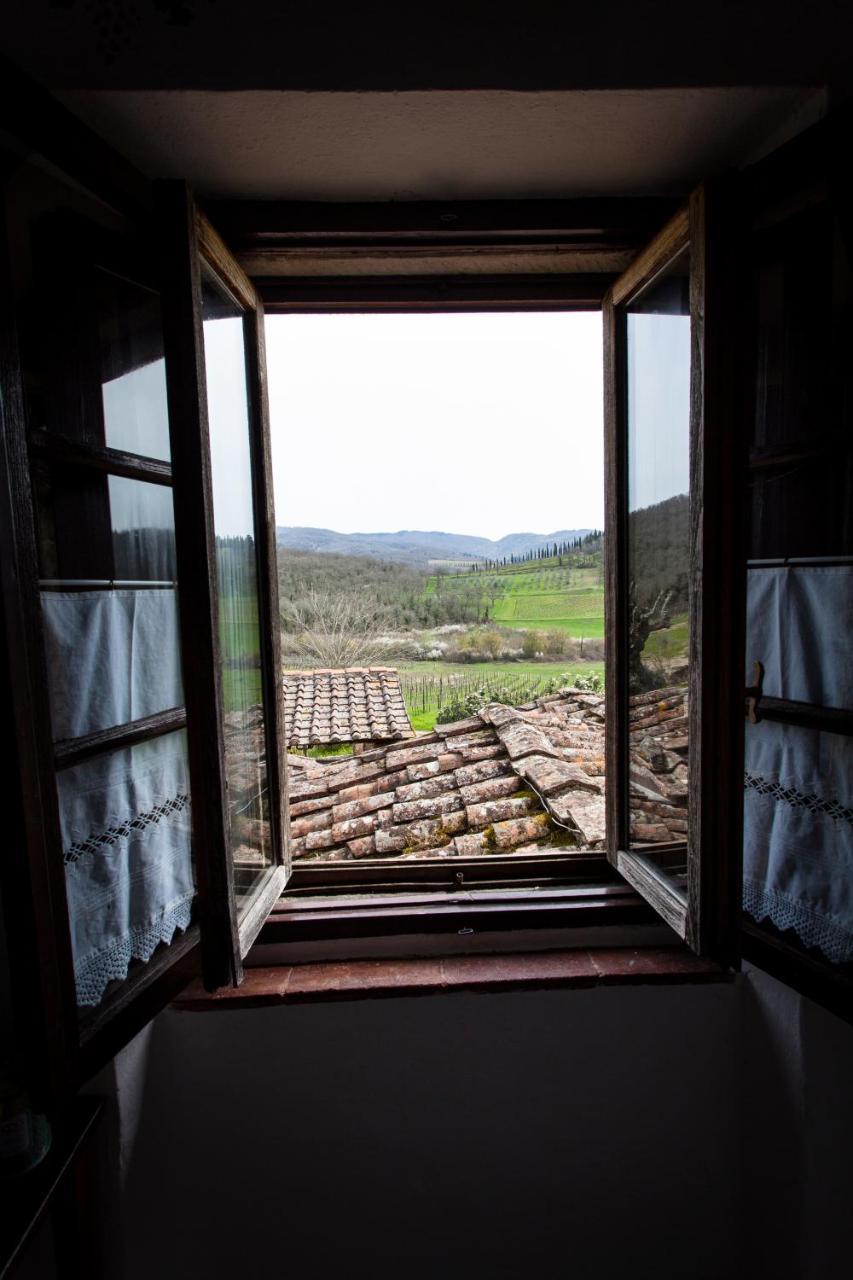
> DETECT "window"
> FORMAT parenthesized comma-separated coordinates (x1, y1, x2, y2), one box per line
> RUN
(1, 87, 850, 1098)
(603, 187, 744, 961)
(264, 311, 612, 883)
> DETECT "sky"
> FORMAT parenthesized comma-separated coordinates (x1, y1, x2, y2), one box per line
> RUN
(626, 312, 690, 512)
(102, 309, 689, 540)
(264, 312, 606, 542)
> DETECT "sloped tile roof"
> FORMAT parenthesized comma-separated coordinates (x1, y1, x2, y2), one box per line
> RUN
(284, 684, 689, 862)
(282, 666, 415, 749)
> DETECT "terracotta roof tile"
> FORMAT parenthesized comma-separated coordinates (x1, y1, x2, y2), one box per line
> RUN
(269, 683, 691, 864)
(281, 667, 414, 749)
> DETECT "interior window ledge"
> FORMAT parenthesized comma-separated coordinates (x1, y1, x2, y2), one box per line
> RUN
(171, 946, 731, 1010)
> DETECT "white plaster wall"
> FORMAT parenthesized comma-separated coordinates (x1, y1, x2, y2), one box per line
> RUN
(116, 981, 743, 1280)
(106, 969, 853, 1280)
(739, 966, 853, 1280)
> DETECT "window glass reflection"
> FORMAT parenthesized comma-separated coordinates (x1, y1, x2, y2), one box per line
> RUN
(201, 274, 272, 906)
(95, 270, 172, 460)
(626, 252, 691, 885)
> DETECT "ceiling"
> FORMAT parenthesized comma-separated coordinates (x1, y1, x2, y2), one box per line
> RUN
(57, 88, 822, 203)
(5, 0, 851, 93)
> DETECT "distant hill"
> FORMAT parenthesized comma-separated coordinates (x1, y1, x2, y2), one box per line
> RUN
(276, 526, 594, 565)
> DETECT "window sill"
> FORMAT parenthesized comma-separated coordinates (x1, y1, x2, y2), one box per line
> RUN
(172, 946, 731, 1010)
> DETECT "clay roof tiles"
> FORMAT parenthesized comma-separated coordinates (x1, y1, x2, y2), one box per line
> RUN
(282, 666, 415, 749)
(283, 684, 689, 863)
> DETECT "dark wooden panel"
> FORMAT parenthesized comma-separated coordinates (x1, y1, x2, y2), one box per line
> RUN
(29, 429, 173, 486)
(616, 850, 688, 938)
(244, 302, 290, 889)
(259, 885, 658, 947)
(0, 54, 150, 219)
(258, 273, 611, 312)
(156, 181, 242, 991)
(209, 197, 679, 248)
(196, 207, 259, 312)
(54, 707, 186, 771)
(742, 922, 853, 1027)
(603, 291, 629, 862)
(748, 696, 853, 737)
(611, 205, 689, 306)
(0, 210, 79, 1106)
(288, 850, 615, 892)
(686, 181, 746, 964)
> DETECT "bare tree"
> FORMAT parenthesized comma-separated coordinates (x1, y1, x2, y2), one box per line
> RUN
(282, 588, 392, 667)
(628, 582, 674, 692)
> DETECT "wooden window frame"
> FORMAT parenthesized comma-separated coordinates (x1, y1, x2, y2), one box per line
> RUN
(737, 103, 853, 1020)
(0, 201, 208, 1094)
(157, 184, 290, 982)
(602, 183, 747, 963)
(2, 61, 849, 1101)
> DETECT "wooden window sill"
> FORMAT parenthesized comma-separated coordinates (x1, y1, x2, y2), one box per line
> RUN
(172, 946, 731, 1011)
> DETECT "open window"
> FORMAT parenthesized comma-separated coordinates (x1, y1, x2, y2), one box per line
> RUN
(157, 185, 290, 981)
(1, 77, 850, 1103)
(603, 185, 745, 962)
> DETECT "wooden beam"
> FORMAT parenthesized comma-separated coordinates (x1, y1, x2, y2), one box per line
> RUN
(610, 204, 689, 306)
(54, 707, 187, 770)
(29, 430, 173, 486)
(258, 273, 612, 312)
(207, 197, 678, 249)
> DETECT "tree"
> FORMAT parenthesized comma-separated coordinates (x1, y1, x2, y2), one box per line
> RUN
(281, 587, 391, 667)
(628, 582, 674, 693)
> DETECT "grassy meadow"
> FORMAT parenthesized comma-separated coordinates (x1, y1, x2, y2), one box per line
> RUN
(427, 559, 605, 640)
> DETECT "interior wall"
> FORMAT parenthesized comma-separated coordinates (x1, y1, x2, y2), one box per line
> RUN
(739, 966, 853, 1280)
(100, 968, 853, 1280)
(114, 981, 743, 1280)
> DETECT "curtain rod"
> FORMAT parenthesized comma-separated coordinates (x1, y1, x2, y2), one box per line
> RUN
(39, 579, 176, 590)
(747, 556, 853, 569)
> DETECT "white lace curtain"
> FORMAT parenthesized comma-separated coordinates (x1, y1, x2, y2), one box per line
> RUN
(42, 589, 195, 1006)
(744, 566, 853, 962)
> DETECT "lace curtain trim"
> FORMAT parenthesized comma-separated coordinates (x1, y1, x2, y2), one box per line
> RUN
(743, 880, 853, 965)
(74, 897, 194, 1007)
(744, 772, 853, 825)
(64, 793, 190, 864)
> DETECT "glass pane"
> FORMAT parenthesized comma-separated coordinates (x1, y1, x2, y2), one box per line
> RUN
(35, 471, 177, 584)
(109, 476, 177, 581)
(39, 474, 180, 738)
(57, 731, 194, 1007)
(95, 270, 172, 460)
(201, 273, 272, 908)
(7, 167, 197, 1010)
(626, 251, 691, 888)
(42, 586, 183, 739)
(748, 206, 850, 560)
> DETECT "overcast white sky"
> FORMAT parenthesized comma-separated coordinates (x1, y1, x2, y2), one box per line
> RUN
(265, 312, 605, 541)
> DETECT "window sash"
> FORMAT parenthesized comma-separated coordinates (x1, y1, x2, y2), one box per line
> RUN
(158, 185, 290, 983)
(604, 184, 746, 962)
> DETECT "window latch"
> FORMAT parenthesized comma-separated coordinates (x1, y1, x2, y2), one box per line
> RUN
(745, 660, 765, 724)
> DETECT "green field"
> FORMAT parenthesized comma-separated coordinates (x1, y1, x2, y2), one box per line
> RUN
(220, 593, 262, 711)
(643, 612, 689, 661)
(429, 560, 606, 640)
(397, 659, 604, 731)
